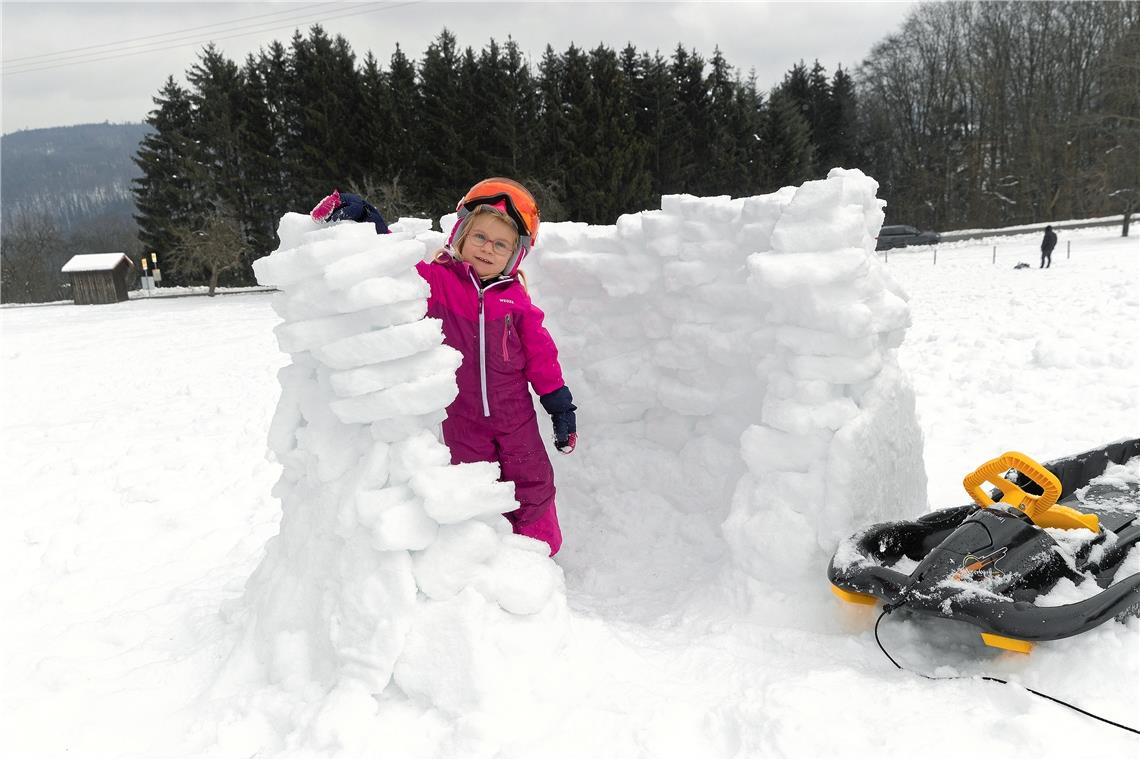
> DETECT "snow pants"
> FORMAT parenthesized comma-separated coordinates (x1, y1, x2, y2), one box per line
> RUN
(442, 411, 563, 556)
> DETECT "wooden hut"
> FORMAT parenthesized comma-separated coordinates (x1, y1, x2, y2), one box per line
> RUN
(61, 253, 134, 305)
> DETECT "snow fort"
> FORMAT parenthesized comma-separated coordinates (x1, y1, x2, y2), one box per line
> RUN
(228, 167, 925, 752)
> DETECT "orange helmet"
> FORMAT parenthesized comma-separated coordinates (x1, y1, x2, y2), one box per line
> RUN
(448, 177, 540, 277)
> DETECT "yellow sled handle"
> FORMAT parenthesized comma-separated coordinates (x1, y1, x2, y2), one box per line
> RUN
(963, 451, 1061, 522)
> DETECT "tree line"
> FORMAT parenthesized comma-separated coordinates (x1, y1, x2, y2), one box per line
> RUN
(130, 27, 857, 287)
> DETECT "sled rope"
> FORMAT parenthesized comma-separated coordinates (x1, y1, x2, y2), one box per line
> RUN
(874, 607, 1140, 736)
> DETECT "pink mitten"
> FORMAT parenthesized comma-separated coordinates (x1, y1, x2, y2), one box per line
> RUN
(310, 190, 342, 222)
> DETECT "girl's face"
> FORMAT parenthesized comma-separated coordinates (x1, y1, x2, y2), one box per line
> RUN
(458, 213, 518, 280)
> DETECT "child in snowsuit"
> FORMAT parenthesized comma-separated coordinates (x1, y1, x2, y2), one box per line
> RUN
(312, 179, 576, 556)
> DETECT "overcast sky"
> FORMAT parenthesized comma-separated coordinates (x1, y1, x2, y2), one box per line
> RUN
(1, 1, 915, 135)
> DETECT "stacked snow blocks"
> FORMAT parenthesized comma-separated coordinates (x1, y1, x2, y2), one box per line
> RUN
(245, 215, 567, 745)
(234, 170, 923, 750)
(530, 168, 926, 580)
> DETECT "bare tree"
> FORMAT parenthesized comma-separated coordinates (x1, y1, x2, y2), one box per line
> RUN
(166, 212, 247, 296)
(858, 1, 1139, 230)
(0, 213, 69, 303)
(521, 176, 569, 222)
(1094, 16, 1139, 236)
(359, 172, 426, 222)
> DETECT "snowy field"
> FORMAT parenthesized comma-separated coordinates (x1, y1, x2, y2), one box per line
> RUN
(2, 222, 1138, 757)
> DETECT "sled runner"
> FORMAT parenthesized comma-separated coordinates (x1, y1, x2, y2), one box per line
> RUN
(828, 440, 1140, 653)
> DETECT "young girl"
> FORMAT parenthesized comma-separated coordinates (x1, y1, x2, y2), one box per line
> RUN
(312, 178, 576, 556)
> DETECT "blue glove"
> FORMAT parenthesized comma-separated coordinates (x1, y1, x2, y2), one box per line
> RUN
(539, 385, 577, 454)
(311, 190, 390, 234)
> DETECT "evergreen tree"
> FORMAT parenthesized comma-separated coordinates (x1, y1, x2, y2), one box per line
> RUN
(637, 51, 680, 198)
(255, 41, 291, 194)
(806, 60, 832, 146)
(704, 47, 742, 195)
(502, 37, 538, 179)
(780, 61, 812, 121)
(239, 52, 287, 265)
(732, 71, 767, 196)
(588, 44, 651, 222)
(535, 44, 570, 213)
(617, 45, 659, 213)
(416, 29, 471, 213)
(822, 65, 859, 171)
(467, 38, 532, 181)
(186, 45, 254, 281)
(359, 52, 391, 185)
(557, 44, 602, 221)
(776, 59, 838, 176)
(619, 44, 648, 134)
(461, 43, 495, 180)
(284, 26, 363, 203)
(186, 45, 245, 213)
(385, 44, 420, 205)
(132, 76, 197, 284)
(761, 88, 814, 189)
(670, 45, 711, 192)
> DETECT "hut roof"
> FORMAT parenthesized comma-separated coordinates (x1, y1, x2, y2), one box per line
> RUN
(61, 253, 133, 273)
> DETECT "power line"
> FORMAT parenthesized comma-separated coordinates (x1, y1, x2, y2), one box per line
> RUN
(2, 2, 390, 73)
(2, 2, 348, 64)
(2, 1, 420, 77)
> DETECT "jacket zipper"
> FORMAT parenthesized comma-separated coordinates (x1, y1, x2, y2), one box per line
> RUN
(502, 315, 512, 361)
(468, 270, 512, 418)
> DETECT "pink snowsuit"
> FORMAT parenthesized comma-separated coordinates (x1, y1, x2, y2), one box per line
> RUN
(415, 255, 565, 555)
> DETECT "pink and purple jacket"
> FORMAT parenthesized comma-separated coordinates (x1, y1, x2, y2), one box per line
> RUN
(414, 255, 565, 424)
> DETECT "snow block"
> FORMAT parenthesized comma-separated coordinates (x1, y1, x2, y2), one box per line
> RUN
(313, 318, 444, 371)
(410, 462, 518, 524)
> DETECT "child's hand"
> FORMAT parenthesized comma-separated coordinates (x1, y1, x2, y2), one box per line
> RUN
(310, 190, 390, 234)
(540, 386, 577, 455)
(310, 190, 342, 222)
(553, 419, 577, 455)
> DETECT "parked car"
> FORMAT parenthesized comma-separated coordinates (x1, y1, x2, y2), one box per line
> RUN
(875, 224, 941, 251)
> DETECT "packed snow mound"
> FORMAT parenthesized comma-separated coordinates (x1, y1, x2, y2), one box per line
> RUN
(223, 168, 926, 751)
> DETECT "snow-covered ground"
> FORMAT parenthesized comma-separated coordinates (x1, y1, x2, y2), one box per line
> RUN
(2, 220, 1137, 757)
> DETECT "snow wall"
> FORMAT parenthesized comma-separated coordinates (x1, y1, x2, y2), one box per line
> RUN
(226, 167, 925, 753)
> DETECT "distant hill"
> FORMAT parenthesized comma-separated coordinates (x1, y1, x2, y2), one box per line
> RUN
(1, 122, 150, 233)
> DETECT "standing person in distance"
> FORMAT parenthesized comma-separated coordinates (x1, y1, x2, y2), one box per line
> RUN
(1040, 225, 1058, 268)
(311, 178, 576, 556)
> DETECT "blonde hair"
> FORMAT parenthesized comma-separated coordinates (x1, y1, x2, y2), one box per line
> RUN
(452, 204, 519, 257)
(440, 205, 528, 289)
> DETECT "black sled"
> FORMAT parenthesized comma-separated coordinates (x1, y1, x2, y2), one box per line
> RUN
(828, 440, 1140, 652)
